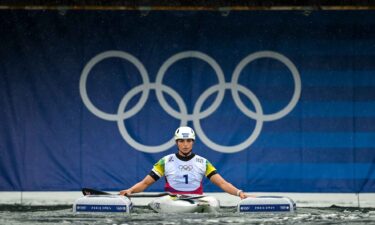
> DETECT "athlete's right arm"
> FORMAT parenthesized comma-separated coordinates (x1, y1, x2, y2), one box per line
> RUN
(120, 157, 165, 196)
(119, 175, 156, 196)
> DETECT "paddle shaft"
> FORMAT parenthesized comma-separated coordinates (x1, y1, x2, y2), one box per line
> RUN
(81, 188, 206, 200)
(82, 188, 174, 197)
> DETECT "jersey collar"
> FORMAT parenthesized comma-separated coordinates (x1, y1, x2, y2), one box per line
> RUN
(175, 152, 195, 161)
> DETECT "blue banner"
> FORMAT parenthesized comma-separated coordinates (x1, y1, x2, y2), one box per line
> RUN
(0, 10, 374, 192)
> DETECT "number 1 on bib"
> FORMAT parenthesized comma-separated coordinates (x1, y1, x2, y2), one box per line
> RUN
(183, 174, 188, 184)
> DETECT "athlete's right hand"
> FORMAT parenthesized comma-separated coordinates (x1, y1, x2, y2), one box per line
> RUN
(119, 189, 132, 196)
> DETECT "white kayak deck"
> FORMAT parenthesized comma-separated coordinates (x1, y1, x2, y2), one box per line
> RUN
(1, 192, 374, 208)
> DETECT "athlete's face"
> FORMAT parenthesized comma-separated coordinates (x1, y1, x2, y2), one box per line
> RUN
(176, 139, 194, 156)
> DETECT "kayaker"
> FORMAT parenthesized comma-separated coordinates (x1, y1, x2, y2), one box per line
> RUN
(119, 126, 248, 199)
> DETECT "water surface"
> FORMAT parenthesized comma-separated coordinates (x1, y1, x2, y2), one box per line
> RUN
(1, 205, 375, 224)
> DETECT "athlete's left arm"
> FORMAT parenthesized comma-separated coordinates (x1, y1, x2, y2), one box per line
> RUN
(209, 173, 247, 199)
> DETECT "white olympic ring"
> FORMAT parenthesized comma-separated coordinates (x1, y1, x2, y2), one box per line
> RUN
(80, 50, 301, 153)
(178, 165, 193, 171)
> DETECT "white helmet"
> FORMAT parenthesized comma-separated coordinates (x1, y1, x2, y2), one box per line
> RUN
(174, 126, 195, 140)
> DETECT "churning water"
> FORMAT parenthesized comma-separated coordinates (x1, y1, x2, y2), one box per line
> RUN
(1, 205, 375, 225)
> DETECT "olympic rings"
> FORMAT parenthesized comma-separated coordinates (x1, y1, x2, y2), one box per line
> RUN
(178, 165, 193, 171)
(79, 50, 301, 153)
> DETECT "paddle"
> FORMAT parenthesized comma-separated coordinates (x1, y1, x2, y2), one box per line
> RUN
(82, 188, 111, 196)
(82, 188, 172, 197)
(81, 188, 206, 200)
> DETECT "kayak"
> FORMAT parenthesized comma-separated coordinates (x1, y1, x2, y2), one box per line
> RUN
(148, 195, 220, 213)
(73, 194, 219, 214)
